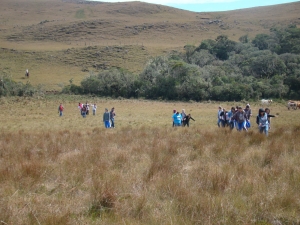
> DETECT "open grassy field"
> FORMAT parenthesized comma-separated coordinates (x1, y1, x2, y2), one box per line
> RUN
(1, 96, 300, 224)
(1, 1, 300, 223)
(0, 95, 295, 131)
(1, 0, 300, 90)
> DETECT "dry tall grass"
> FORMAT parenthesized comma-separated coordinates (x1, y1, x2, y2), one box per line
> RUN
(0, 97, 299, 224)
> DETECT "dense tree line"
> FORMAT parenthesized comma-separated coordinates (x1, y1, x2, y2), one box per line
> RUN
(65, 25, 300, 101)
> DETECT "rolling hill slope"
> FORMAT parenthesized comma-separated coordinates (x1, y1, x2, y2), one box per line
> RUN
(0, 0, 300, 89)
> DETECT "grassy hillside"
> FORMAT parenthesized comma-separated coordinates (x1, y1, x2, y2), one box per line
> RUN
(0, 0, 300, 89)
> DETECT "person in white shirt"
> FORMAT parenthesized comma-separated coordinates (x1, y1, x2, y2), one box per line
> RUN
(86, 102, 90, 115)
(92, 103, 97, 115)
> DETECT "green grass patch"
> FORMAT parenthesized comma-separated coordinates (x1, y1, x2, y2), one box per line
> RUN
(75, 9, 85, 19)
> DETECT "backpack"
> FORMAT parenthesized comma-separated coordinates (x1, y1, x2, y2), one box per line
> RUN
(246, 120, 251, 128)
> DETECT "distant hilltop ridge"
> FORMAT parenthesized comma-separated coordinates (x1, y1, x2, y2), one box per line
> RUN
(62, 0, 104, 4)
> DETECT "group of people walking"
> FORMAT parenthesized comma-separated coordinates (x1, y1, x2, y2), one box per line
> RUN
(172, 109, 195, 127)
(217, 104, 276, 136)
(58, 102, 276, 135)
(78, 102, 97, 117)
(58, 103, 116, 128)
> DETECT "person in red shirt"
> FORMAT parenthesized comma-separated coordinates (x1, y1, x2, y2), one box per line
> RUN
(58, 103, 64, 117)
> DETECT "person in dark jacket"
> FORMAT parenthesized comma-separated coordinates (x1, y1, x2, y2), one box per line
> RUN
(265, 108, 275, 130)
(231, 106, 247, 131)
(103, 108, 111, 128)
(256, 108, 276, 131)
(110, 107, 116, 128)
(219, 108, 227, 127)
(244, 104, 252, 120)
(183, 114, 195, 127)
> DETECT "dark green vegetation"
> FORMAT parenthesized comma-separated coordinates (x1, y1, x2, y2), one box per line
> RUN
(63, 26, 300, 101)
(0, 75, 42, 97)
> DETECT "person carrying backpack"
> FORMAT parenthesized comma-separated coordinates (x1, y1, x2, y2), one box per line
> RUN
(256, 108, 276, 136)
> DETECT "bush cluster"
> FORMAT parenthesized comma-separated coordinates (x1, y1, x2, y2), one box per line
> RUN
(0, 75, 41, 97)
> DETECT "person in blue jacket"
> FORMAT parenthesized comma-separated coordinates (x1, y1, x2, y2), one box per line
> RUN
(172, 109, 176, 127)
(172, 112, 182, 127)
(227, 107, 236, 129)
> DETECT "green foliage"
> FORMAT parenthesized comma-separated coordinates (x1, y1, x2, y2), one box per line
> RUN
(62, 84, 83, 95)
(196, 35, 237, 60)
(80, 69, 138, 98)
(189, 50, 215, 67)
(252, 34, 271, 50)
(214, 35, 237, 60)
(65, 26, 300, 101)
(0, 75, 40, 97)
(239, 34, 250, 43)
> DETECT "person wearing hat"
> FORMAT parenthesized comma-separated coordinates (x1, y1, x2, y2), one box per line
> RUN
(103, 108, 111, 128)
(231, 106, 247, 131)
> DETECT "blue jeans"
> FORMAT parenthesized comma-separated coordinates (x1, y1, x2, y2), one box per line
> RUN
(110, 118, 115, 128)
(93, 110, 96, 115)
(217, 118, 221, 127)
(104, 121, 110, 128)
(59, 111, 63, 117)
(259, 126, 269, 136)
(221, 120, 227, 127)
(82, 112, 86, 118)
(229, 121, 235, 130)
(237, 122, 246, 131)
(174, 123, 181, 127)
